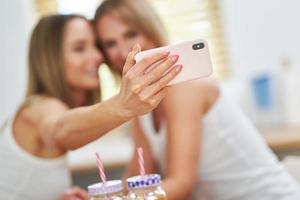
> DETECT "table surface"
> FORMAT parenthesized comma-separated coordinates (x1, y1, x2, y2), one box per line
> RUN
(68, 125, 300, 174)
(261, 125, 300, 153)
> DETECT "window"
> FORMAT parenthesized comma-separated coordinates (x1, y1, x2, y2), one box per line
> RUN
(151, 0, 229, 79)
(34, 0, 58, 17)
(57, 0, 102, 19)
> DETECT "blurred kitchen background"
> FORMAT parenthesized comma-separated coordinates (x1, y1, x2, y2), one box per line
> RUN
(1, 0, 300, 188)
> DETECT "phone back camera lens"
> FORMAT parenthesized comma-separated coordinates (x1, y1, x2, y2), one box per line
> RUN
(192, 42, 205, 50)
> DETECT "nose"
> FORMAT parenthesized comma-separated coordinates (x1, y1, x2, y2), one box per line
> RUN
(93, 48, 103, 65)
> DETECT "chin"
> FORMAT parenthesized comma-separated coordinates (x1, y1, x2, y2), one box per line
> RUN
(79, 80, 100, 90)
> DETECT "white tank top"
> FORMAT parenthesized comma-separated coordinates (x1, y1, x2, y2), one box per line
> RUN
(138, 90, 300, 200)
(0, 109, 71, 200)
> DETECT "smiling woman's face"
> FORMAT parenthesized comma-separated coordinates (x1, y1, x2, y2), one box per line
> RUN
(63, 17, 103, 91)
(95, 13, 156, 74)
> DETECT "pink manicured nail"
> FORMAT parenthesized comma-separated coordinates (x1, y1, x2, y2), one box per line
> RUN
(171, 55, 179, 62)
(162, 51, 170, 56)
(175, 65, 182, 72)
(132, 44, 141, 51)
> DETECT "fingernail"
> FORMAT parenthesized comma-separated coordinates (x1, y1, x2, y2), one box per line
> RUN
(176, 65, 182, 72)
(162, 51, 170, 56)
(132, 44, 141, 52)
(171, 55, 179, 62)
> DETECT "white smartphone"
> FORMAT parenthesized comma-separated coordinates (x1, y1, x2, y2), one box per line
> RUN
(135, 39, 213, 85)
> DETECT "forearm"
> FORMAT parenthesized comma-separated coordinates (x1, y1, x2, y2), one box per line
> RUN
(55, 95, 130, 150)
(162, 176, 196, 200)
(124, 119, 157, 180)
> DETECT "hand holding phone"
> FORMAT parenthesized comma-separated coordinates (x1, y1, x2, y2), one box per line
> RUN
(135, 39, 213, 85)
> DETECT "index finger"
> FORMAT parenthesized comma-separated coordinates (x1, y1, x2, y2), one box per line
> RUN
(132, 51, 170, 75)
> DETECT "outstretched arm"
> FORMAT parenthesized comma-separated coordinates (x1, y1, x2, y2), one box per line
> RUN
(15, 45, 182, 152)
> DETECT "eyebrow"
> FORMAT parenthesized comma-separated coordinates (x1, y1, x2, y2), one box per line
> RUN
(71, 38, 94, 45)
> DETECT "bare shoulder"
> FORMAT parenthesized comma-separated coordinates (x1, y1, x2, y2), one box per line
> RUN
(12, 96, 69, 157)
(161, 78, 220, 115)
(16, 96, 68, 126)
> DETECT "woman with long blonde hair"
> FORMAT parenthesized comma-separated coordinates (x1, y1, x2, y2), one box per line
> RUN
(92, 0, 300, 199)
(0, 13, 181, 200)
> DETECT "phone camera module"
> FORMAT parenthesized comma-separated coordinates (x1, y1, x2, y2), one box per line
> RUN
(192, 43, 205, 50)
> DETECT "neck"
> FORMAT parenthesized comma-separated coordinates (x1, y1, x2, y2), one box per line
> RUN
(70, 88, 87, 107)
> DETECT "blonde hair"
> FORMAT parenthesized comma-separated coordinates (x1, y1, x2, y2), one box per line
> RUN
(27, 14, 99, 107)
(95, 0, 167, 47)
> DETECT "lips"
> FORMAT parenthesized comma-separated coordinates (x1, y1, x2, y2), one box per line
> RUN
(85, 68, 99, 78)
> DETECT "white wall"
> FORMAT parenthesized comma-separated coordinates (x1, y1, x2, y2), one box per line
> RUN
(220, 0, 300, 76)
(219, 0, 300, 125)
(0, 0, 35, 124)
